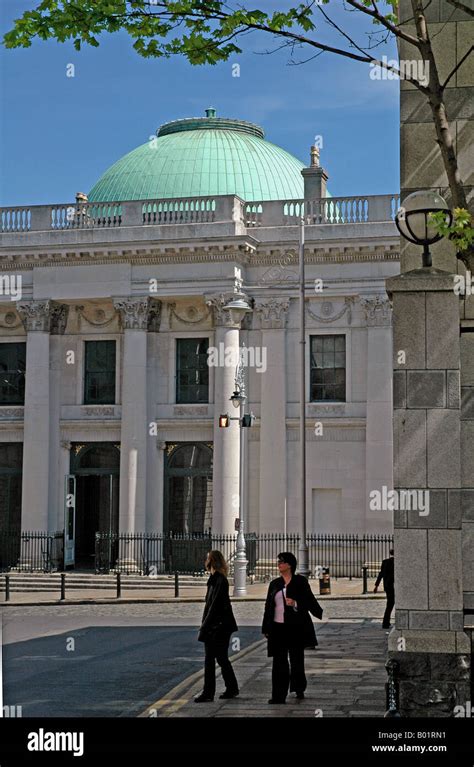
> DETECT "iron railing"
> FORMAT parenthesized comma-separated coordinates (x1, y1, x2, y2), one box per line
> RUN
(0, 530, 64, 572)
(94, 531, 393, 578)
(0, 530, 393, 578)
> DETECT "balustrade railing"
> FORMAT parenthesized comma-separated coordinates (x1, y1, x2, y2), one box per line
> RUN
(1, 193, 399, 234)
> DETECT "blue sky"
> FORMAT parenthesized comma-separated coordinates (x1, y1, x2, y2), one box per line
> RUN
(0, 0, 400, 206)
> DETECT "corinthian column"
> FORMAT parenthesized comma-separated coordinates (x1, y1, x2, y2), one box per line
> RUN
(17, 301, 69, 531)
(207, 294, 246, 535)
(255, 298, 289, 532)
(114, 297, 160, 537)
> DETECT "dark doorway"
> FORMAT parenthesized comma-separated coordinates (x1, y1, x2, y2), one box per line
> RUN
(70, 443, 120, 569)
(0, 443, 23, 570)
(75, 474, 119, 568)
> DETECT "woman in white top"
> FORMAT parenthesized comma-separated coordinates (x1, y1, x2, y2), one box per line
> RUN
(262, 552, 323, 704)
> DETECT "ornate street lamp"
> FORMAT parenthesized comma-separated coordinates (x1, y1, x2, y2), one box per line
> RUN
(221, 296, 252, 597)
(395, 190, 452, 268)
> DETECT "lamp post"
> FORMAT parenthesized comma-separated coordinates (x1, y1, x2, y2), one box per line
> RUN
(220, 296, 252, 596)
(395, 190, 452, 267)
(230, 354, 248, 597)
(298, 214, 310, 578)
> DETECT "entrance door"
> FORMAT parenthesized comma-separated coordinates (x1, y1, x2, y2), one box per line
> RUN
(70, 443, 120, 570)
(75, 474, 118, 568)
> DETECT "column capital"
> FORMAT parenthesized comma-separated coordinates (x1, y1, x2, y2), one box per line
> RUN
(359, 295, 392, 327)
(254, 298, 289, 329)
(17, 300, 70, 333)
(205, 292, 252, 328)
(17, 300, 51, 332)
(147, 299, 162, 332)
(50, 303, 70, 335)
(114, 296, 161, 331)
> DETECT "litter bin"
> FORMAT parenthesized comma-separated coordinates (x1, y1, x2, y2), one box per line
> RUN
(319, 566, 331, 595)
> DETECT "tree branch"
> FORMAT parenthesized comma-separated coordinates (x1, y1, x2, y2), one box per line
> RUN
(345, 0, 422, 47)
(316, 3, 375, 59)
(446, 0, 474, 17)
(442, 44, 474, 89)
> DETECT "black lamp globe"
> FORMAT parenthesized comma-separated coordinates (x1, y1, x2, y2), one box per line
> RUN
(230, 389, 245, 409)
(395, 190, 452, 267)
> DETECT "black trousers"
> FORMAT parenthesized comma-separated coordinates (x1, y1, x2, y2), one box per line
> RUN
(270, 622, 306, 702)
(383, 588, 395, 628)
(203, 632, 238, 698)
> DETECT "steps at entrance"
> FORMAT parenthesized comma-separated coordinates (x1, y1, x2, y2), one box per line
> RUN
(0, 572, 207, 592)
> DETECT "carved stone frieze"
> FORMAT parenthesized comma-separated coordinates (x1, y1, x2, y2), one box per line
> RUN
(0, 407, 24, 419)
(306, 297, 355, 325)
(254, 298, 290, 329)
(167, 302, 210, 328)
(359, 295, 392, 326)
(82, 406, 115, 417)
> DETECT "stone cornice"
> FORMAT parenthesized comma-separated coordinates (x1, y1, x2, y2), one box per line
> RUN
(0, 243, 399, 269)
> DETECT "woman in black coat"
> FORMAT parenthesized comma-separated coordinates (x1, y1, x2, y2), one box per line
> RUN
(195, 550, 239, 703)
(262, 552, 323, 704)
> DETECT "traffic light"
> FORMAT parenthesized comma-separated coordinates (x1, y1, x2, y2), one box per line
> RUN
(219, 414, 230, 427)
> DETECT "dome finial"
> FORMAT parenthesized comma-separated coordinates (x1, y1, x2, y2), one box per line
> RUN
(310, 145, 320, 167)
(205, 107, 217, 117)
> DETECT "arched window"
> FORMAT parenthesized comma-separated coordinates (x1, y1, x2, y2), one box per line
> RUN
(164, 443, 213, 534)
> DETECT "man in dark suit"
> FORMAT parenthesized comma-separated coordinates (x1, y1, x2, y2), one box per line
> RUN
(374, 549, 395, 629)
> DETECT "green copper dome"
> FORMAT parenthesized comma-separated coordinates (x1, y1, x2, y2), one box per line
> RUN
(88, 109, 304, 203)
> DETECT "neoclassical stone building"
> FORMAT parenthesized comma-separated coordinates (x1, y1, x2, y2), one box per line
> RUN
(0, 109, 399, 567)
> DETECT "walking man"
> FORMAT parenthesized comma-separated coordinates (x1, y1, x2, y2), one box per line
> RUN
(374, 549, 395, 629)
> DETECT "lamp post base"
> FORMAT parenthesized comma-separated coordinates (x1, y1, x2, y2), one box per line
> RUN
(298, 541, 310, 579)
(233, 556, 248, 596)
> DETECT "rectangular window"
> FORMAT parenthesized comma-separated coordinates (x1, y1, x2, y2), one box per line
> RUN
(176, 338, 209, 404)
(0, 343, 26, 405)
(0, 442, 23, 537)
(84, 341, 116, 405)
(310, 335, 346, 402)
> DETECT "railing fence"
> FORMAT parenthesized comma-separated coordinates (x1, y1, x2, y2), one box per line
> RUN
(0, 530, 393, 579)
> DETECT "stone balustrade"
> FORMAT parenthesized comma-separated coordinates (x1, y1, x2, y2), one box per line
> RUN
(0, 193, 399, 234)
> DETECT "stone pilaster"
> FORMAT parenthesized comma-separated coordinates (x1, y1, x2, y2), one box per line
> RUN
(17, 301, 68, 531)
(206, 293, 247, 535)
(385, 268, 470, 716)
(114, 297, 160, 540)
(360, 295, 393, 532)
(255, 298, 289, 532)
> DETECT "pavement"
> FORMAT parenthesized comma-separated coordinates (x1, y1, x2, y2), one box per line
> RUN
(0, 577, 384, 606)
(1, 598, 389, 718)
(140, 617, 390, 718)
